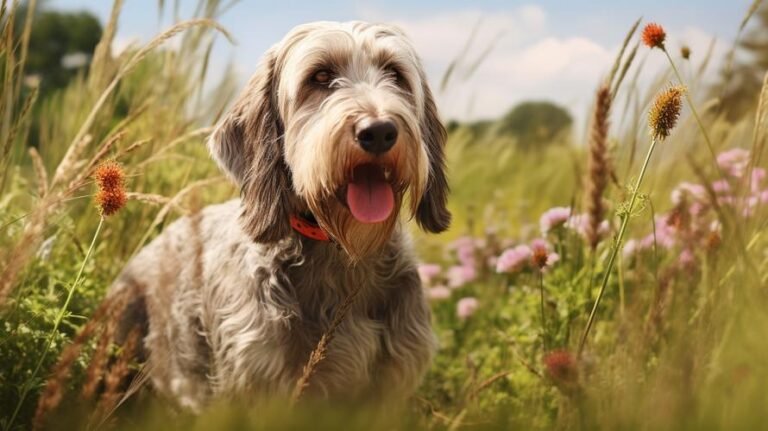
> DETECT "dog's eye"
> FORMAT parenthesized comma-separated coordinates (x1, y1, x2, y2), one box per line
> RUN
(312, 70, 333, 85)
(386, 66, 406, 87)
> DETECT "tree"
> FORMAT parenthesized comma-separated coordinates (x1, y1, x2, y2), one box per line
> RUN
(497, 101, 573, 150)
(19, 7, 103, 93)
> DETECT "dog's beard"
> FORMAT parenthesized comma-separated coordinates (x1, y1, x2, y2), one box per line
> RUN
(308, 190, 404, 261)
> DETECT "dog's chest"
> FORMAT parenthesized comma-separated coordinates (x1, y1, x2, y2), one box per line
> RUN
(207, 245, 392, 397)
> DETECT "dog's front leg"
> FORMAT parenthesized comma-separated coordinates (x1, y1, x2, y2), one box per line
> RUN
(372, 272, 436, 400)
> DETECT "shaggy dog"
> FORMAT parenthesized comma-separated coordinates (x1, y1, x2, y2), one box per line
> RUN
(111, 21, 450, 410)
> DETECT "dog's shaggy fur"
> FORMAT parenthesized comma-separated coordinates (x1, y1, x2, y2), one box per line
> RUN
(111, 21, 450, 410)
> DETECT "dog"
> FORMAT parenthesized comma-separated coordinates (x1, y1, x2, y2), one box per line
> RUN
(110, 21, 450, 411)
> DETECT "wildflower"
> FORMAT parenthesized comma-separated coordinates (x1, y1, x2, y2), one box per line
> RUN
(648, 86, 685, 141)
(447, 265, 477, 288)
(622, 238, 640, 259)
(641, 23, 666, 49)
(539, 207, 572, 234)
(543, 349, 579, 388)
(565, 213, 609, 240)
(639, 215, 677, 250)
(678, 248, 696, 269)
(530, 239, 560, 271)
(671, 182, 706, 205)
(496, 245, 532, 273)
(680, 45, 691, 59)
(417, 263, 441, 286)
(94, 161, 126, 216)
(426, 285, 451, 301)
(716, 148, 750, 178)
(751, 168, 766, 192)
(456, 297, 479, 320)
(711, 179, 731, 194)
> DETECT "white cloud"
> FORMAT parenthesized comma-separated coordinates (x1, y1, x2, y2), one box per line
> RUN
(367, 6, 614, 121)
(362, 6, 728, 133)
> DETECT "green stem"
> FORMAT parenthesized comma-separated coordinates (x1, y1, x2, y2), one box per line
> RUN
(578, 139, 659, 356)
(6, 217, 104, 431)
(663, 48, 723, 179)
(539, 271, 547, 350)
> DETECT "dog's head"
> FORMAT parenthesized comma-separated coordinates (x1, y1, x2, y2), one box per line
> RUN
(209, 21, 450, 259)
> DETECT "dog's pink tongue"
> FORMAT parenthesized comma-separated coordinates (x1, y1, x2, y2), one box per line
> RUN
(346, 164, 394, 223)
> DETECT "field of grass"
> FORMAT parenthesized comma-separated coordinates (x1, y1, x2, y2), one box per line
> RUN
(2, 1, 768, 430)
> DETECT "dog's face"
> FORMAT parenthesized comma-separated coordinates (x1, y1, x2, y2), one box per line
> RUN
(210, 21, 450, 259)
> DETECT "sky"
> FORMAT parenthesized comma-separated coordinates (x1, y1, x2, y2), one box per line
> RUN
(49, 0, 751, 126)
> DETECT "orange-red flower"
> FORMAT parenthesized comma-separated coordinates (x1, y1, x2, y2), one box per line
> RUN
(543, 349, 578, 387)
(94, 161, 126, 216)
(642, 23, 666, 49)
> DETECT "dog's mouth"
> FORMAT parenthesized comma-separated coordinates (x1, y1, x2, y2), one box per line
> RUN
(342, 163, 395, 224)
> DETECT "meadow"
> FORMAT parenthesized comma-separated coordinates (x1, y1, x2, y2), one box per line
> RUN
(2, 1, 768, 429)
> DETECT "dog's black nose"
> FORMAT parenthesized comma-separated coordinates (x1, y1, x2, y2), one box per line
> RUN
(356, 120, 398, 155)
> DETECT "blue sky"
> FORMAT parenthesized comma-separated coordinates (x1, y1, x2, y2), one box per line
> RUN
(50, 1, 750, 124)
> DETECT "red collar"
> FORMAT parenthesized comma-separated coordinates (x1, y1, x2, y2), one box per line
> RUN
(289, 213, 331, 242)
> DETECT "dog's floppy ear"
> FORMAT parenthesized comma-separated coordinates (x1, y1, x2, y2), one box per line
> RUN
(208, 49, 292, 243)
(416, 81, 451, 233)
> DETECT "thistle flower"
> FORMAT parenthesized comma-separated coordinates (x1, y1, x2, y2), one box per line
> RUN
(530, 239, 560, 271)
(539, 206, 572, 234)
(680, 45, 691, 59)
(94, 161, 126, 216)
(447, 264, 477, 288)
(417, 263, 441, 285)
(456, 297, 479, 320)
(641, 23, 666, 49)
(543, 349, 579, 389)
(648, 86, 685, 141)
(496, 245, 532, 273)
(426, 285, 451, 301)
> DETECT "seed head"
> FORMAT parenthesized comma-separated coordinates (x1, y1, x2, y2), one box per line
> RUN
(94, 161, 126, 216)
(680, 45, 691, 60)
(543, 350, 579, 388)
(648, 86, 685, 141)
(642, 23, 666, 49)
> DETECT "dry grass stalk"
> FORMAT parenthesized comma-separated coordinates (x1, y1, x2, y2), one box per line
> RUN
(93, 327, 141, 425)
(28, 147, 48, 198)
(32, 297, 114, 431)
(126, 192, 171, 206)
(51, 134, 93, 189)
(584, 84, 612, 250)
(82, 288, 135, 400)
(290, 284, 363, 404)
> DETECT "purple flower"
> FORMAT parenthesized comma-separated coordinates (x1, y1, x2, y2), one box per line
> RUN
(717, 148, 750, 178)
(496, 245, 532, 273)
(622, 238, 640, 259)
(456, 297, 479, 319)
(678, 248, 696, 268)
(566, 213, 609, 240)
(751, 168, 766, 193)
(448, 236, 478, 268)
(671, 182, 706, 205)
(417, 263, 441, 286)
(711, 179, 731, 194)
(427, 285, 451, 301)
(540, 207, 572, 234)
(639, 215, 676, 249)
(447, 265, 477, 288)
